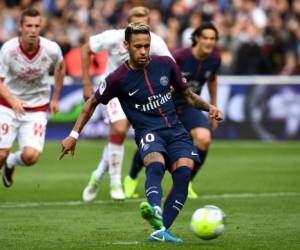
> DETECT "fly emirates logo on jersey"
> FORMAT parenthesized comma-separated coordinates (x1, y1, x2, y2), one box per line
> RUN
(135, 92, 172, 112)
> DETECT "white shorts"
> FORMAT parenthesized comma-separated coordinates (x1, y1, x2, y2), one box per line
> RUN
(103, 97, 127, 124)
(0, 105, 48, 152)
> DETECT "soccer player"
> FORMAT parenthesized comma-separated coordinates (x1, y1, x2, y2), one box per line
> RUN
(81, 6, 173, 201)
(60, 23, 223, 243)
(0, 8, 65, 187)
(125, 22, 221, 199)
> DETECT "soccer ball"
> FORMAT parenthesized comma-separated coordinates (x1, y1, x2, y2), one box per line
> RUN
(190, 205, 225, 240)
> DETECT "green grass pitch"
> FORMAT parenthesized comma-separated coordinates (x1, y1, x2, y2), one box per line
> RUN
(0, 140, 300, 250)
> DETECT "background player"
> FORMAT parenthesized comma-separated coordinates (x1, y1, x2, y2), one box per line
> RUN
(124, 22, 221, 199)
(60, 23, 223, 243)
(0, 8, 65, 187)
(81, 6, 173, 201)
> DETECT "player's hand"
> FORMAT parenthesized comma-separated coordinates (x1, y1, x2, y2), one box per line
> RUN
(11, 99, 26, 117)
(83, 84, 94, 101)
(50, 98, 59, 114)
(209, 117, 219, 131)
(59, 136, 77, 160)
(208, 105, 223, 122)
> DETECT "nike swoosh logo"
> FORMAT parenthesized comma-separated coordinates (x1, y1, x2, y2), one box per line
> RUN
(191, 151, 198, 156)
(128, 89, 139, 96)
(153, 235, 165, 242)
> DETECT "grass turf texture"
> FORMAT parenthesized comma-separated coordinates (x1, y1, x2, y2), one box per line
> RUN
(0, 140, 300, 250)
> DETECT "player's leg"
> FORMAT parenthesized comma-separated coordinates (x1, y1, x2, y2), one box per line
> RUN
(177, 106, 210, 199)
(189, 127, 211, 198)
(137, 132, 166, 231)
(107, 118, 128, 200)
(163, 158, 193, 228)
(0, 149, 13, 187)
(106, 97, 129, 200)
(148, 157, 194, 244)
(148, 129, 198, 243)
(0, 106, 15, 186)
(140, 151, 165, 231)
(3, 110, 46, 187)
(82, 145, 109, 202)
(124, 149, 143, 198)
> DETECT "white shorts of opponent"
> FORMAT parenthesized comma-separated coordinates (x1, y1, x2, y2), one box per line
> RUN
(103, 97, 127, 124)
(0, 105, 48, 151)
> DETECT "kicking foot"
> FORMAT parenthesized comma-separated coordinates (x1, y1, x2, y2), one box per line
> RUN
(140, 201, 163, 230)
(147, 227, 183, 243)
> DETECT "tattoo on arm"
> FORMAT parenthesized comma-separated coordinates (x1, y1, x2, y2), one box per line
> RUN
(182, 88, 210, 111)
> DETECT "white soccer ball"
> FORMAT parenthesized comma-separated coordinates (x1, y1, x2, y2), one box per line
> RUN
(190, 205, 225, 240)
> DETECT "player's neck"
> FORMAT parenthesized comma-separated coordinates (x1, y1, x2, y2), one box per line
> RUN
(19, 38, 39, 54)
(192, 46, 208, 60)
(127, 60, 148, 70)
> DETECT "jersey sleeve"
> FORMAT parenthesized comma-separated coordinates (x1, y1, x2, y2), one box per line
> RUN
(0, 45, 9, 79)
(89, 30, 123, 53)
(94, 70, 122, 104)
(49, 41, 64, 72)
(149, 33, 174, 61)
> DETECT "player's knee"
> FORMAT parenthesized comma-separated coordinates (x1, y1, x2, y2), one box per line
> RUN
(0, 150, 10, 165)
(110, 126, 127, 137)
(21, 152, 40, 166)
(172, 166, 192, 186)
(110, 120, 129, 137)
(194, 132, 211, 149)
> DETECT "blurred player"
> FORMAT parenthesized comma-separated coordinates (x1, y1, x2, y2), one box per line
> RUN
(125, 22, 221, 199)
(81, 6, 173, 201)
(60, 23, 223, 243)
(0, 8, 65, 187)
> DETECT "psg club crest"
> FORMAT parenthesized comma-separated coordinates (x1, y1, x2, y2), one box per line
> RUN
(160, 76, 169, 86)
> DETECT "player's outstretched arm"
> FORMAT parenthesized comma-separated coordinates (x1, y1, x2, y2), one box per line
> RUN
(50, 61, 66, 114)
(81, 43, 94, 101)
(181, 87, 223, 121)
(207, 75, 219, 131)
(59, 95, 98, 160)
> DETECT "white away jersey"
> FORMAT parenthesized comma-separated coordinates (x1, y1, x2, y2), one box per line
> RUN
(89, 29, 173, 76)
(0, 37, 63, 107)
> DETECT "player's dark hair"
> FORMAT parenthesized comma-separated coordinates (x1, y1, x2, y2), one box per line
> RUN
(125, 22, 150, 42)
(191, 22, 219, 47)
(20, 7, 41, 25)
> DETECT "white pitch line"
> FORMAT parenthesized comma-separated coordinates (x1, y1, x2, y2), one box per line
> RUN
(109, 241, 140, 245)
(0, 192, 299, 209)
(201, 192, 300, 199)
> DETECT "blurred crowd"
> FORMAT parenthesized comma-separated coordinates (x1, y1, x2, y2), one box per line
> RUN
(1, 0, 300, 76)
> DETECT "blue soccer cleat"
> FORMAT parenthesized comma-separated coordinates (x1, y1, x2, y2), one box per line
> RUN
(147, 227, 183, 243)
(140, 201, 163, 230)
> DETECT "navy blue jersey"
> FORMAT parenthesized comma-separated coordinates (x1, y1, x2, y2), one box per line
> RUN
(94, 56, 189, 138)
(172, 47, 221, 106)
